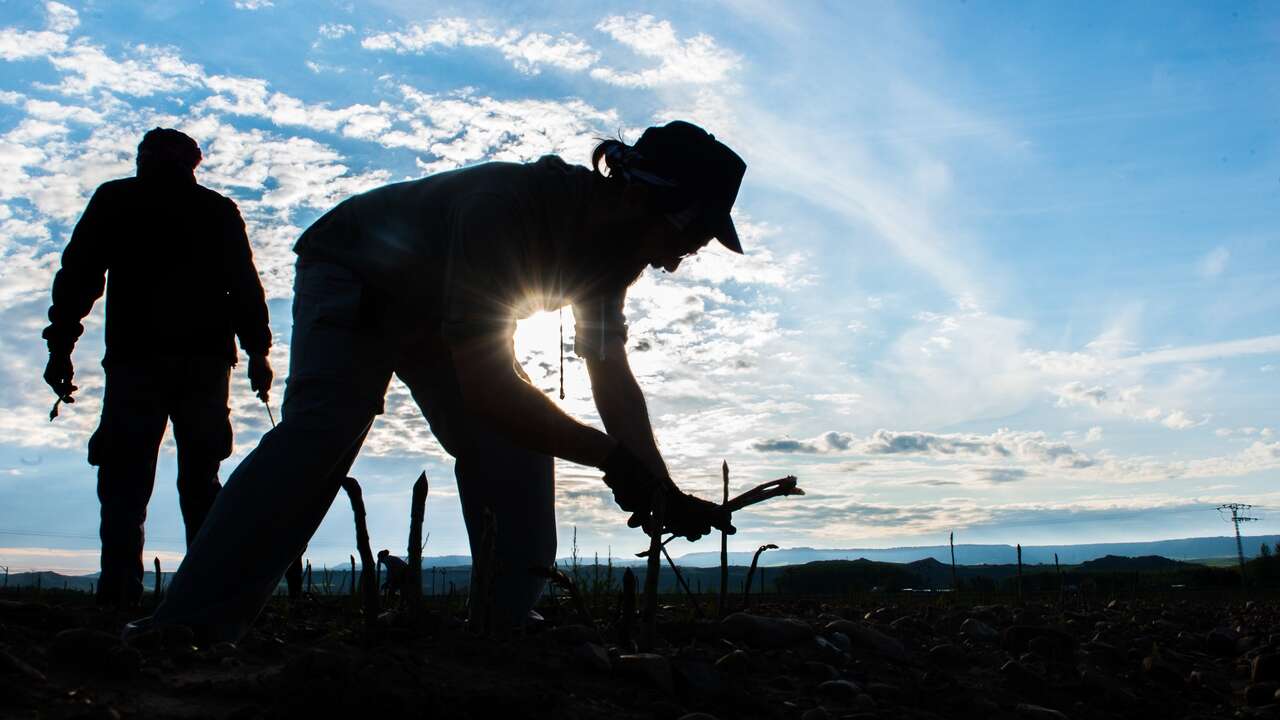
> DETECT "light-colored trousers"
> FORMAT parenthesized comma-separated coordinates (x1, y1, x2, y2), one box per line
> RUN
(152, 257, 556, 641)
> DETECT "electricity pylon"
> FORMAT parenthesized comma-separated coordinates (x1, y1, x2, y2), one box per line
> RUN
(1218, 503, 1258, 585)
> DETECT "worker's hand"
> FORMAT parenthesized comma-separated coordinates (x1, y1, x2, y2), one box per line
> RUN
(663, 490, 736, 542)
(601, 443, 661, 528)
(43, 352, 77, 400)
(247, 353, 273, 402)
(602, 444, 737, 541)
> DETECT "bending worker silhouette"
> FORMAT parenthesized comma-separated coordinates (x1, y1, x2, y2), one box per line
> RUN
(42, 128, 273, 607)
(146, 120, 742, 641)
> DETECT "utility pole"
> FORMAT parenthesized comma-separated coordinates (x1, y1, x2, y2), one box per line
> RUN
(1218, 503, 1258, 586)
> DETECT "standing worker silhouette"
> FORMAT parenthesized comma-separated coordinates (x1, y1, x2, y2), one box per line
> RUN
(42, 128, 274, 608)
(142, 120, 741, 642)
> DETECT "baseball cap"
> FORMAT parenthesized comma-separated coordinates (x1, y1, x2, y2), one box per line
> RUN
(632, 121, 747, 254)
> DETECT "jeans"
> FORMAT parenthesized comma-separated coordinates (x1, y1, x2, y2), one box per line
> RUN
(89, 356, 232, 606)
(153, 257, 556, 640)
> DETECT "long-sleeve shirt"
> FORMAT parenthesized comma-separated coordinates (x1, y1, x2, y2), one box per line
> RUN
(293, 155, 638, 359)
(43, 175, 271, 365)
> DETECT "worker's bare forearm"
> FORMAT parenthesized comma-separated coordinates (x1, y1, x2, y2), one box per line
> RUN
(587, 350, 668, 479)
(469, 376, 615, 468)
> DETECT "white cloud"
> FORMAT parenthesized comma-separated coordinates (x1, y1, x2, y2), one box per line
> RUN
(362, 18, 469, 52)
(1161, 410, 1199, 430)
(751, 427, 1095, 470)
(1084, 426, 1104, 443)
(201, 74, 395, 137)
(965, 466, 1030, 484)
(1180, 441, 1280, 480)
(0, 30, 66, 61)
(1056, 381, 1108, 407)
(318, 23, 353, 40)
(25, 98, 102, 125)
(861, 298, 1042, 428)
(0, 546, 184, 573)
(591, 14, 739, 88)
(46, 43, 204, 97)
(1217, 426, 1274, 439)
(1120, 335, 1280, 368)
(0, 118, 139, 228)
(0, 1, 76, 61)
(362, 18, 599, 75)
(501, 31, 600, 74)
(1053, 380, 1204, 431)
(391, 86, 621, 172)
(778, 494, 1235, 543)
(746, 427, 1280, 489)
(673, 218, 810, 287)
(1198, 246, 1229, 278)
(46, 2, 79, 33)
(234, 0, 274, 9)
(810, 393, 862, 415)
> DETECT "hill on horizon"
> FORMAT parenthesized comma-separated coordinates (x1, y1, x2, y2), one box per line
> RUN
(670, 533, 1280, 568)
(7, 534, 1276, 581)
(1078, 555, 1198, 572)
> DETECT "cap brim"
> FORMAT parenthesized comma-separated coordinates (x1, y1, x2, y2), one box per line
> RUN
(713, 215, 744, 254)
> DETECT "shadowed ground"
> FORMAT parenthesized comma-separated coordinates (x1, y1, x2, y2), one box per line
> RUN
(2, 587, 1279, 719)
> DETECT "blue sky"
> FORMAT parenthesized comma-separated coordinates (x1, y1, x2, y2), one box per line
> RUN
(0, 1, 1277, 573)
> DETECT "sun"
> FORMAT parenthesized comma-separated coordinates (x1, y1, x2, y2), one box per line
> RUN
(513, 309, 570, 368)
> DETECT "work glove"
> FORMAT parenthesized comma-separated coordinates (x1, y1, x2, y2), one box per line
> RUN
(601, 444, 737, 541)
(247, 353, 273, 402)
(43, 352, 77, 400)
(664, 490, 735, 542)
(601, 443, 658, 529)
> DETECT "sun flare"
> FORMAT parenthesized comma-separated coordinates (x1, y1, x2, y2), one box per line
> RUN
(513, 309, 571, 368)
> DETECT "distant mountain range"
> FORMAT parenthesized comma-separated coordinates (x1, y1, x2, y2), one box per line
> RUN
(668, 534, 1280, 568)
(4, 535, 1275, 590)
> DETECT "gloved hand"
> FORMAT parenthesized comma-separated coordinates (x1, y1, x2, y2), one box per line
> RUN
(664, 490, 736, 542)
(601, 443, 659, 529)
(43, 352, 77, 400)
(601, 443, 737, 541)
(247, 353, 273, 402)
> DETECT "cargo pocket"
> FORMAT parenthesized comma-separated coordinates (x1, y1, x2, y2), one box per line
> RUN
(213, 413, 233, 461)
(294, 259, 367, 332)
(87, 425, 108, 467)
(173, 359, 235, 463)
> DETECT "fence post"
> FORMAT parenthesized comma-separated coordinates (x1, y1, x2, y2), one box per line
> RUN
(405, 471, 428, 614)
(718, 460, 730, 618)
(1055, 553, 1062, 608)
(1016, 544, 1023, 604)
(342, 476, 379, 630)
(950, 532, 958, 593)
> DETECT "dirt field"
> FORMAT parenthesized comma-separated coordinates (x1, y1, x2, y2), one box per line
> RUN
(2, 589, 1278, 719)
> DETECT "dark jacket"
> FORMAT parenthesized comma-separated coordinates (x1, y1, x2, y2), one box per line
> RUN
(43, 174, 271, 365)
(293, 157, 635, 356)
